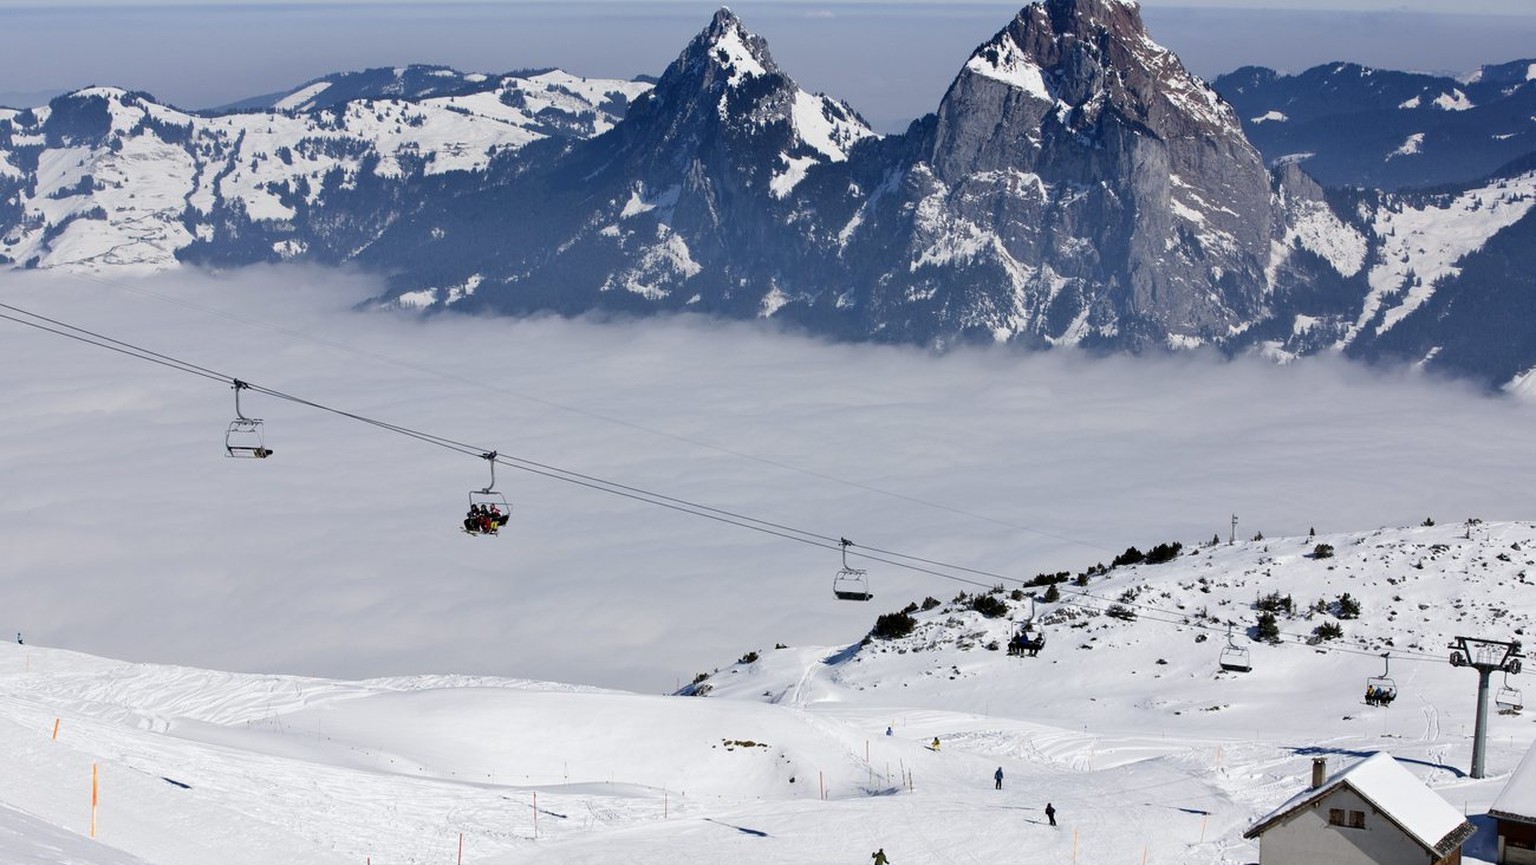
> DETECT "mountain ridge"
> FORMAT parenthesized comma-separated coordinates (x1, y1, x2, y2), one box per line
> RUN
(2, 3, 1536, 388)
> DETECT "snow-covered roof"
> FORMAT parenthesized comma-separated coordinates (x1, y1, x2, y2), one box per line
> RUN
(1244, 753, 1474, 857)
(1492, 741, 1536, 823)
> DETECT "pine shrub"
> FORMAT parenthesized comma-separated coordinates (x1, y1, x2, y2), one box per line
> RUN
(972, 595, 1008, 618)
(1336, 593, 1361, 619)
(1112, 547, 1145, 568)
(1256, 612, 1281, 643)
(871, 611, 917, 640)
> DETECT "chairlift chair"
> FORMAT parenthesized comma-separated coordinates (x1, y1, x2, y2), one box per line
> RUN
(1498, 670, 1524, 714)
(1218, 625, 1251, 673)
(224, 380, 272, 458)
(832, 538, 871, 601)
(1364, 652, 1398, 706)
(463, 452, 511, 536)
(1012, 622, 1046, 657)
(1009, 597, 1045, 656)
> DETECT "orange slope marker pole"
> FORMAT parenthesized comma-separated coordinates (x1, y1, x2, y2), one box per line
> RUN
(90, 763, 98, 838)
(52, 718, 60, 740)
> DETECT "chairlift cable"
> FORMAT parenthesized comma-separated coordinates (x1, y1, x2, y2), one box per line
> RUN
(0, 300, 1480, 667)
(54, 269, 1115, 555)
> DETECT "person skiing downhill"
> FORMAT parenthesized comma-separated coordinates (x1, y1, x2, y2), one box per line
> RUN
(1045, 802, 1057, 826)
(994, 767, 1004, 789)
(872, 848, 890, 865)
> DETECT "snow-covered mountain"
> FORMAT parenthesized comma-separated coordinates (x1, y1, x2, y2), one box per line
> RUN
(2, 519, 1532, 864)
(357, 7, 877, 315)
(1214, 59, 1536, 191)
(0, 70, 650, 270)
(3, 2, 1536, 388)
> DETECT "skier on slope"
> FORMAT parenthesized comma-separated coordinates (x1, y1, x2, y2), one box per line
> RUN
(1045, 802, 1057, 826)
(994, 767, 1004, 789)
(872, 847, 890, 865)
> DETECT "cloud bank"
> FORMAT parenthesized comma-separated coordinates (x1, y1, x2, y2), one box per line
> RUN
(1, 267, 1531, 691)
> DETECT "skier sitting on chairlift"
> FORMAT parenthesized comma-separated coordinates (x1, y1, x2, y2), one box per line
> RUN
(465, 504, 498, 535)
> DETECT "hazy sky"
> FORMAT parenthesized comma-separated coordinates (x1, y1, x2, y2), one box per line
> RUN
(3, 2, 1535, 132)
(3, 268, 1534, 692)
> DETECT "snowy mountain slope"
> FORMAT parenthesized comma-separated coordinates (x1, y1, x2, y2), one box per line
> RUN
(360, 7, 876, 314)
(0, 70, 648, 271)
(1247, 161, 1536, 383)
(3, 3, 1536, 387)
(2, 520, 1532, 864)
(1214, 60, 1536, 191)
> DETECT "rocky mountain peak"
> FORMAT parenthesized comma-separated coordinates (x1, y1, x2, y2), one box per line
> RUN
(937, 0, 1246, 179)
(898, 0, 1274, 345)
(673, 7, 784, 92)
(614, 9, 870, 194)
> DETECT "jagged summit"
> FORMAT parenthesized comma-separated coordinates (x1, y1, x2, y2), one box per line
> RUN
(668, 7, 784, 94)
(889, 0, 1272, 345)
(587, 7, 872, 193)
(937, 0, 1248, 179)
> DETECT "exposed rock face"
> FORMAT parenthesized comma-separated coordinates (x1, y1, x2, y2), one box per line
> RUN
(891, 0, 1275, 346)
(363, 7, 875, 315)
(6, 3, 1536, 387)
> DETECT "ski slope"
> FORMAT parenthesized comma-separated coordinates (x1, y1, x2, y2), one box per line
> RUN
(1, 518, 1532, 863)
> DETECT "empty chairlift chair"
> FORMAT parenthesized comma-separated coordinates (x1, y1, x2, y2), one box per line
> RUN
(224, 380, 273, 458)
(832, 538, 871, 601)
(1219, 624, 1251, 673)
(1498, 665, 1524, 714)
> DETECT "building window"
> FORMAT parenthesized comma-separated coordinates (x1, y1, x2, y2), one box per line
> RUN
(1328, 808, 1366, 828)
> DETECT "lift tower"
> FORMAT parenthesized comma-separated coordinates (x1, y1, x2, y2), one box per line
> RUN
(1448, 636, 1523, 778)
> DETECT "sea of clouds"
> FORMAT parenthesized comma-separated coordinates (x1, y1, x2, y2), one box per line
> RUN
(1, 265, 1532, 692)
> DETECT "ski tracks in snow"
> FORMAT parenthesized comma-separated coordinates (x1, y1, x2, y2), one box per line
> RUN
(1419, 696, 1441, 742)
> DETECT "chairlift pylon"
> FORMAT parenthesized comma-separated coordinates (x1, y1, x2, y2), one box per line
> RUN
(832, 538, 871, 601)
(224, 380, 272, 459)
(1364, 652, 1397, 707)
(462, 451, 510, 536)
(1498, 669, 1524, 714)
(1219, 624, 1251, 673)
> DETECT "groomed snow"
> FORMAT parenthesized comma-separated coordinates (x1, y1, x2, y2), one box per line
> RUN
(3, 513, 1533, 864)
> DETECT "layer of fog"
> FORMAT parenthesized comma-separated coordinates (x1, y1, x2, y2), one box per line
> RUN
(3, 3, 1534, 133)
(1, 267, 1532, 692)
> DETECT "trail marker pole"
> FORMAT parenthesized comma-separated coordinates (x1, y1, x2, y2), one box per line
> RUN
(457, 832, 463, 865)
(533, 792, 538, 839)
(90, 763, 98, 838)
(1200, 813, 1208, 842)
(52, 718, 59, 740)
(1072, 827, 1078, 863)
